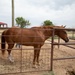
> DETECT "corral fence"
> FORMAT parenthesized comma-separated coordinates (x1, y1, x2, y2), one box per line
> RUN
(0, 27, 75, 75)
(50, 28, 75, 71)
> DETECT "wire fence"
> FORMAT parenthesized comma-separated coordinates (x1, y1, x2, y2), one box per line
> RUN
(0, 27, 75, 75)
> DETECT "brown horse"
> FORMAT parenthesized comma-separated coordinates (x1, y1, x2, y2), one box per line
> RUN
(1, 26, 69, 66)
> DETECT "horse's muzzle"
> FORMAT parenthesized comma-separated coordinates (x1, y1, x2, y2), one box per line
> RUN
(65, 38, 69, 42)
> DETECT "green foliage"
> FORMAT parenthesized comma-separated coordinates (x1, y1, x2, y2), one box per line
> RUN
(43, 20, 54, 26)
(15, 17, 30, 28)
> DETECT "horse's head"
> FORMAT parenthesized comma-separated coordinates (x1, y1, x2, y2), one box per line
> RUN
(55, 26, 69, 42)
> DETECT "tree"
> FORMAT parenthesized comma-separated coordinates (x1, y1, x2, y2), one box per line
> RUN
(15, 17, 30, 28)
(42, 20, 54, 26)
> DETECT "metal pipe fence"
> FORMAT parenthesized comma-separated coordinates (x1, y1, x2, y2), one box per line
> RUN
(0, 28, 51, 74)
(0, 28, 75, 74)
(50, 28, 75, 71)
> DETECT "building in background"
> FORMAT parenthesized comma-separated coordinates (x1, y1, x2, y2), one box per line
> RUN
(0, 22, 8, 28)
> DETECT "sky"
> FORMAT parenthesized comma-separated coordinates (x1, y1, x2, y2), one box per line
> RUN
(0, 0, 75, 28)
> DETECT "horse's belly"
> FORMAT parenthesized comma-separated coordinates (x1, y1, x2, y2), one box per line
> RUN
(21, 41, 43, 46)
(22, 43, 33, 46)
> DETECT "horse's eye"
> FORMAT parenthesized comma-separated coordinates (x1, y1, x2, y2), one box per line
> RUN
(63, 31, 66, 34)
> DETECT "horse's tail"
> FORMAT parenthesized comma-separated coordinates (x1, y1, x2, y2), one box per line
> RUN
(1, 31, 6, 55)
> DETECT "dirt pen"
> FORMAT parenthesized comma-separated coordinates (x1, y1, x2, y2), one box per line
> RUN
(0, 28, 75, 75)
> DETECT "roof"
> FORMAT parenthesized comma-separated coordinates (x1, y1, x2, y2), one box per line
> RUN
(0, 22, 7, 25)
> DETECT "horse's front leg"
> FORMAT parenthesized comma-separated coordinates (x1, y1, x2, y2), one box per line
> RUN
(33, 49, 37, 66)
(33, 46, 41, 68)
(36, 49, 40, 66)
(7, 44, 14, 63)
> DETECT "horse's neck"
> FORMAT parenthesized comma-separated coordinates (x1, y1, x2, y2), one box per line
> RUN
(42, 28, 53, 40)
(43, 28, 58, 40)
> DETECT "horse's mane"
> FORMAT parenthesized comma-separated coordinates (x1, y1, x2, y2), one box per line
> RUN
(31, 25, 65, 30)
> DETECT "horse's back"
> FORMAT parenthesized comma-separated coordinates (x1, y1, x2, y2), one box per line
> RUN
(2, 27, 46, 46)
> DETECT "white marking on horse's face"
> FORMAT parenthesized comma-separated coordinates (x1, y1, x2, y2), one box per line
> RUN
(8, 54, 14, 63)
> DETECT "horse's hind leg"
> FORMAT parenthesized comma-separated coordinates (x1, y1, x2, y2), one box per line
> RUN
(7, 44, 14, 62)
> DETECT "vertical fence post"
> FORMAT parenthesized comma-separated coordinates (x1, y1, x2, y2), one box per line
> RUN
(20, 45, 22, 73)
(58, 37, 60, 48)
(50, 29, 55, 71)
(20, 28, 22, 73)
(12, 0, 14, 27)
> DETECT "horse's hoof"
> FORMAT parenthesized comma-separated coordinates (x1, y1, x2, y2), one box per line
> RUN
(8, 57, 14, 63)
(36, 63, 40, 66)
(32, 65, 38, 68)
(10, 59, 14, 63)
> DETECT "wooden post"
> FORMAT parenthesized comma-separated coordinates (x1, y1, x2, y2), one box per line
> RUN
(12, 0, 14, 27)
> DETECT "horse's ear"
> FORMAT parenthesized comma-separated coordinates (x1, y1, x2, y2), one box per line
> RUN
(61, 25, 66, 28)
(63, 25, 66, 28)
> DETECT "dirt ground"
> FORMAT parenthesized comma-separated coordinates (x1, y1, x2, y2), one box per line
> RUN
(0, 39, 75, 75)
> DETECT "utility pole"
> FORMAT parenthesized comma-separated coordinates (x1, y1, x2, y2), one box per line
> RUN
(12, 0, 14, 27)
